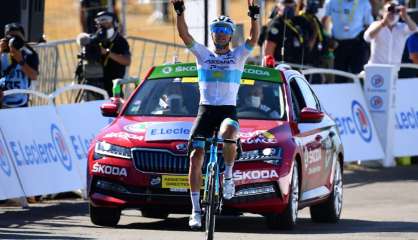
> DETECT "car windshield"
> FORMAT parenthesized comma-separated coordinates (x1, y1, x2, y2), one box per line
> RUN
(124, 78, 286, 120)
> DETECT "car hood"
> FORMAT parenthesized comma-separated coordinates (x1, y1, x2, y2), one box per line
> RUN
(96, 116, 291, 152)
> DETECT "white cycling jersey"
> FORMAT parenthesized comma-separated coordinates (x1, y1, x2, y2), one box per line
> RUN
(188, 41, 253, 106)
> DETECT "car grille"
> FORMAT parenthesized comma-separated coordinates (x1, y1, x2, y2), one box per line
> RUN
(132, 149, 225, 174)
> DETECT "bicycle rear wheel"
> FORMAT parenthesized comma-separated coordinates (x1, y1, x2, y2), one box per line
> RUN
(205, 168, 217, 240)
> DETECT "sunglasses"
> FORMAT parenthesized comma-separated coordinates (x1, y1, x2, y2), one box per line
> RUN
(211, 26, 233, 35)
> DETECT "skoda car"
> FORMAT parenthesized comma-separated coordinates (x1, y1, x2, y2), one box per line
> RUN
(87, 63, 344, 230)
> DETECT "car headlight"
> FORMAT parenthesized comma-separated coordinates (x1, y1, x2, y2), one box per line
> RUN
(239, 147, 282, 164)
(94, 141, 132, 159)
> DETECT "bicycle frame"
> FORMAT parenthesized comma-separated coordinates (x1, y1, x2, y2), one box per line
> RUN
(203, 136, 221, 203)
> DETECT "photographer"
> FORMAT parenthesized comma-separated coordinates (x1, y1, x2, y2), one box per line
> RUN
(0, 23, 39, 108)
(77, 11, 131, 100)
(364, 0, 416, 64)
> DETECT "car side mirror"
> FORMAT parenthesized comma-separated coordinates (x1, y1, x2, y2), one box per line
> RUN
(100, 102, 118, 117)
(300, 107, 324, 123)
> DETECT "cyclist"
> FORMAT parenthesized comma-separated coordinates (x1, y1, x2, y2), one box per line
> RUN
(171, 0, 260, 229)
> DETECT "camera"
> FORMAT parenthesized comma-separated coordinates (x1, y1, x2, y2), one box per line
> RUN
(1, 35, 25, 52)
(77, 28, 108, 63)
(388, 4, 401, 14)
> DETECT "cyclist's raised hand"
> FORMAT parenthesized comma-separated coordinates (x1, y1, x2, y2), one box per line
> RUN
(171, 0, 185, 16)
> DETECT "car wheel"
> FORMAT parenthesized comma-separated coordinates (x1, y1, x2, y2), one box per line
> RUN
(266, 161, 299, 230)
(141, 208, 169, 219)
(89, 203, 121, 227)
(310, 159, 343, 223)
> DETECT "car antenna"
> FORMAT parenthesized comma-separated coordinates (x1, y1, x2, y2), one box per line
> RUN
(171, 5, 179, 64)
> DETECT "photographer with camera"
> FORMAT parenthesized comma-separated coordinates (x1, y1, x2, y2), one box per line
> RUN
(76, 11, 131, 100)
(364, 0, 416, 65)
(0, 23, 39, 108)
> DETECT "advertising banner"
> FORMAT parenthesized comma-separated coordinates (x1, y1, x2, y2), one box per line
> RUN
(0, 106, 83, 196)
(393, 79, 418, 157)
(0, 125, 25, 200)
(312, 83, 385, 162)
(56, 100, 111, 183)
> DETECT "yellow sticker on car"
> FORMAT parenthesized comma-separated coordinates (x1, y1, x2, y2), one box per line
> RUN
(181, 77, 198, 83)
(241, 79, 255, 85)
(162, 175, 204, 189)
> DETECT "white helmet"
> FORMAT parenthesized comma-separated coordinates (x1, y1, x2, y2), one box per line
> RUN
(210, 15, 236, 33)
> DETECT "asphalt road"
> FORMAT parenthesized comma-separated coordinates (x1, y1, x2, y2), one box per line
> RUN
(1, 165, 417, 240)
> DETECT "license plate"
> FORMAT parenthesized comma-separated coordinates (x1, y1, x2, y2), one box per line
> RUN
(162, 175, 204, 189)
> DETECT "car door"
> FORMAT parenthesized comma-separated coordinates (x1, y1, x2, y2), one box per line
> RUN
(290, 76, 334, 200)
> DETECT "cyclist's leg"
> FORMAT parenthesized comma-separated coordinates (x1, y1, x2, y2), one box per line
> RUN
(219, 108, 239, 200)
(188, 105, 214, 228)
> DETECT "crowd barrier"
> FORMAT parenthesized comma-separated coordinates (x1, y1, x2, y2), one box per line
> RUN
(2, 64, 418, 201)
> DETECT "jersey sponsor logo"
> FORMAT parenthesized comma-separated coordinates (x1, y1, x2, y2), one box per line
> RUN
(204, 59, 236, 65)
(92, 162, 128, 177)
(233, 169, 279, 181)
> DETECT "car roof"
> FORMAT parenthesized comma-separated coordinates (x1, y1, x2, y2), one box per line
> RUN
(146, 62, 283, 83)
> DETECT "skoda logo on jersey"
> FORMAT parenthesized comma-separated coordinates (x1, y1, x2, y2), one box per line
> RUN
(370, 96, 383, 110)
(371, 74, 384, 88)
(0, 136, 12, 177)
(50, 124, 72, 171)
(162, 66, 173, 74)
(351, 100, 372, 142)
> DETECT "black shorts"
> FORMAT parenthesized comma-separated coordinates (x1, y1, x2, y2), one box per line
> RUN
(189, 105, 238, 147)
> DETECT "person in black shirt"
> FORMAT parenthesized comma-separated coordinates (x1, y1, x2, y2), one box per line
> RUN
(82, 11, 131, 100)
(263, 0, 313, 66)
(80, 0, 117, 34)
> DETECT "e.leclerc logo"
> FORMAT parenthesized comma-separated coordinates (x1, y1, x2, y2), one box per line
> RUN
(352, 100, 372, 142)
(0, 135, 12, 176)
(333, 100, 373, 143)
(51, 124, 72, 171)
(7, 124, 72, 171)
(371, 74, 384, 88)
(370, 96, 383, 110)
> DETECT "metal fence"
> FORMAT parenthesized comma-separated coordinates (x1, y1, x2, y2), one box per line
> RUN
(32, 36, 192, 105)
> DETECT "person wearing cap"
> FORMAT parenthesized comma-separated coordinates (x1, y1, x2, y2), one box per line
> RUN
(364, 1, 416, 64)
(80, 0, 118, 34)
(263, 0, 313, 66)
(83, 11, 130, 100)
(0, 23, 39, 108)
(171, 0, 259, 230)
(322, 0, 374, 81)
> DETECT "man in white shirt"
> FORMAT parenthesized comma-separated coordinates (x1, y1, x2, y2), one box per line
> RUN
(364, 1, 417, 64)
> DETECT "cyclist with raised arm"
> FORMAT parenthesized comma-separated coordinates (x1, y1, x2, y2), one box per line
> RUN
(171, 0, 260, 230)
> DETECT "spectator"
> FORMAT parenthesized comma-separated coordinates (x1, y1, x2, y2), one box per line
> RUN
(0, 23, 39, 108)
(364, 1, 416, 64)
(407, 32, 418, 64)
(80, 0, 118, 34)
(322, 0, 374, 80)
(257, 5, 279, 49)
(81, 11, 131, 100)
(264, 0, 313, 65)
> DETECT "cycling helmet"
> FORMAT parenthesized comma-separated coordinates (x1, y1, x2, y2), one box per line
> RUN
(210, 15, 236, 33)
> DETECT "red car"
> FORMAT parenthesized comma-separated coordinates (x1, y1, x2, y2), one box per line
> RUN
(87, 63, 344, 230)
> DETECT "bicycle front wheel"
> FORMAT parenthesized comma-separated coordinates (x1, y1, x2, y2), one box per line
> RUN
(205, 168, 217, 240)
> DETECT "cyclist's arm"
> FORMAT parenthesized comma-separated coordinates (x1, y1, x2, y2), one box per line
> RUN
(173, 0, 194, 47)
(245, 2, 259, 48)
